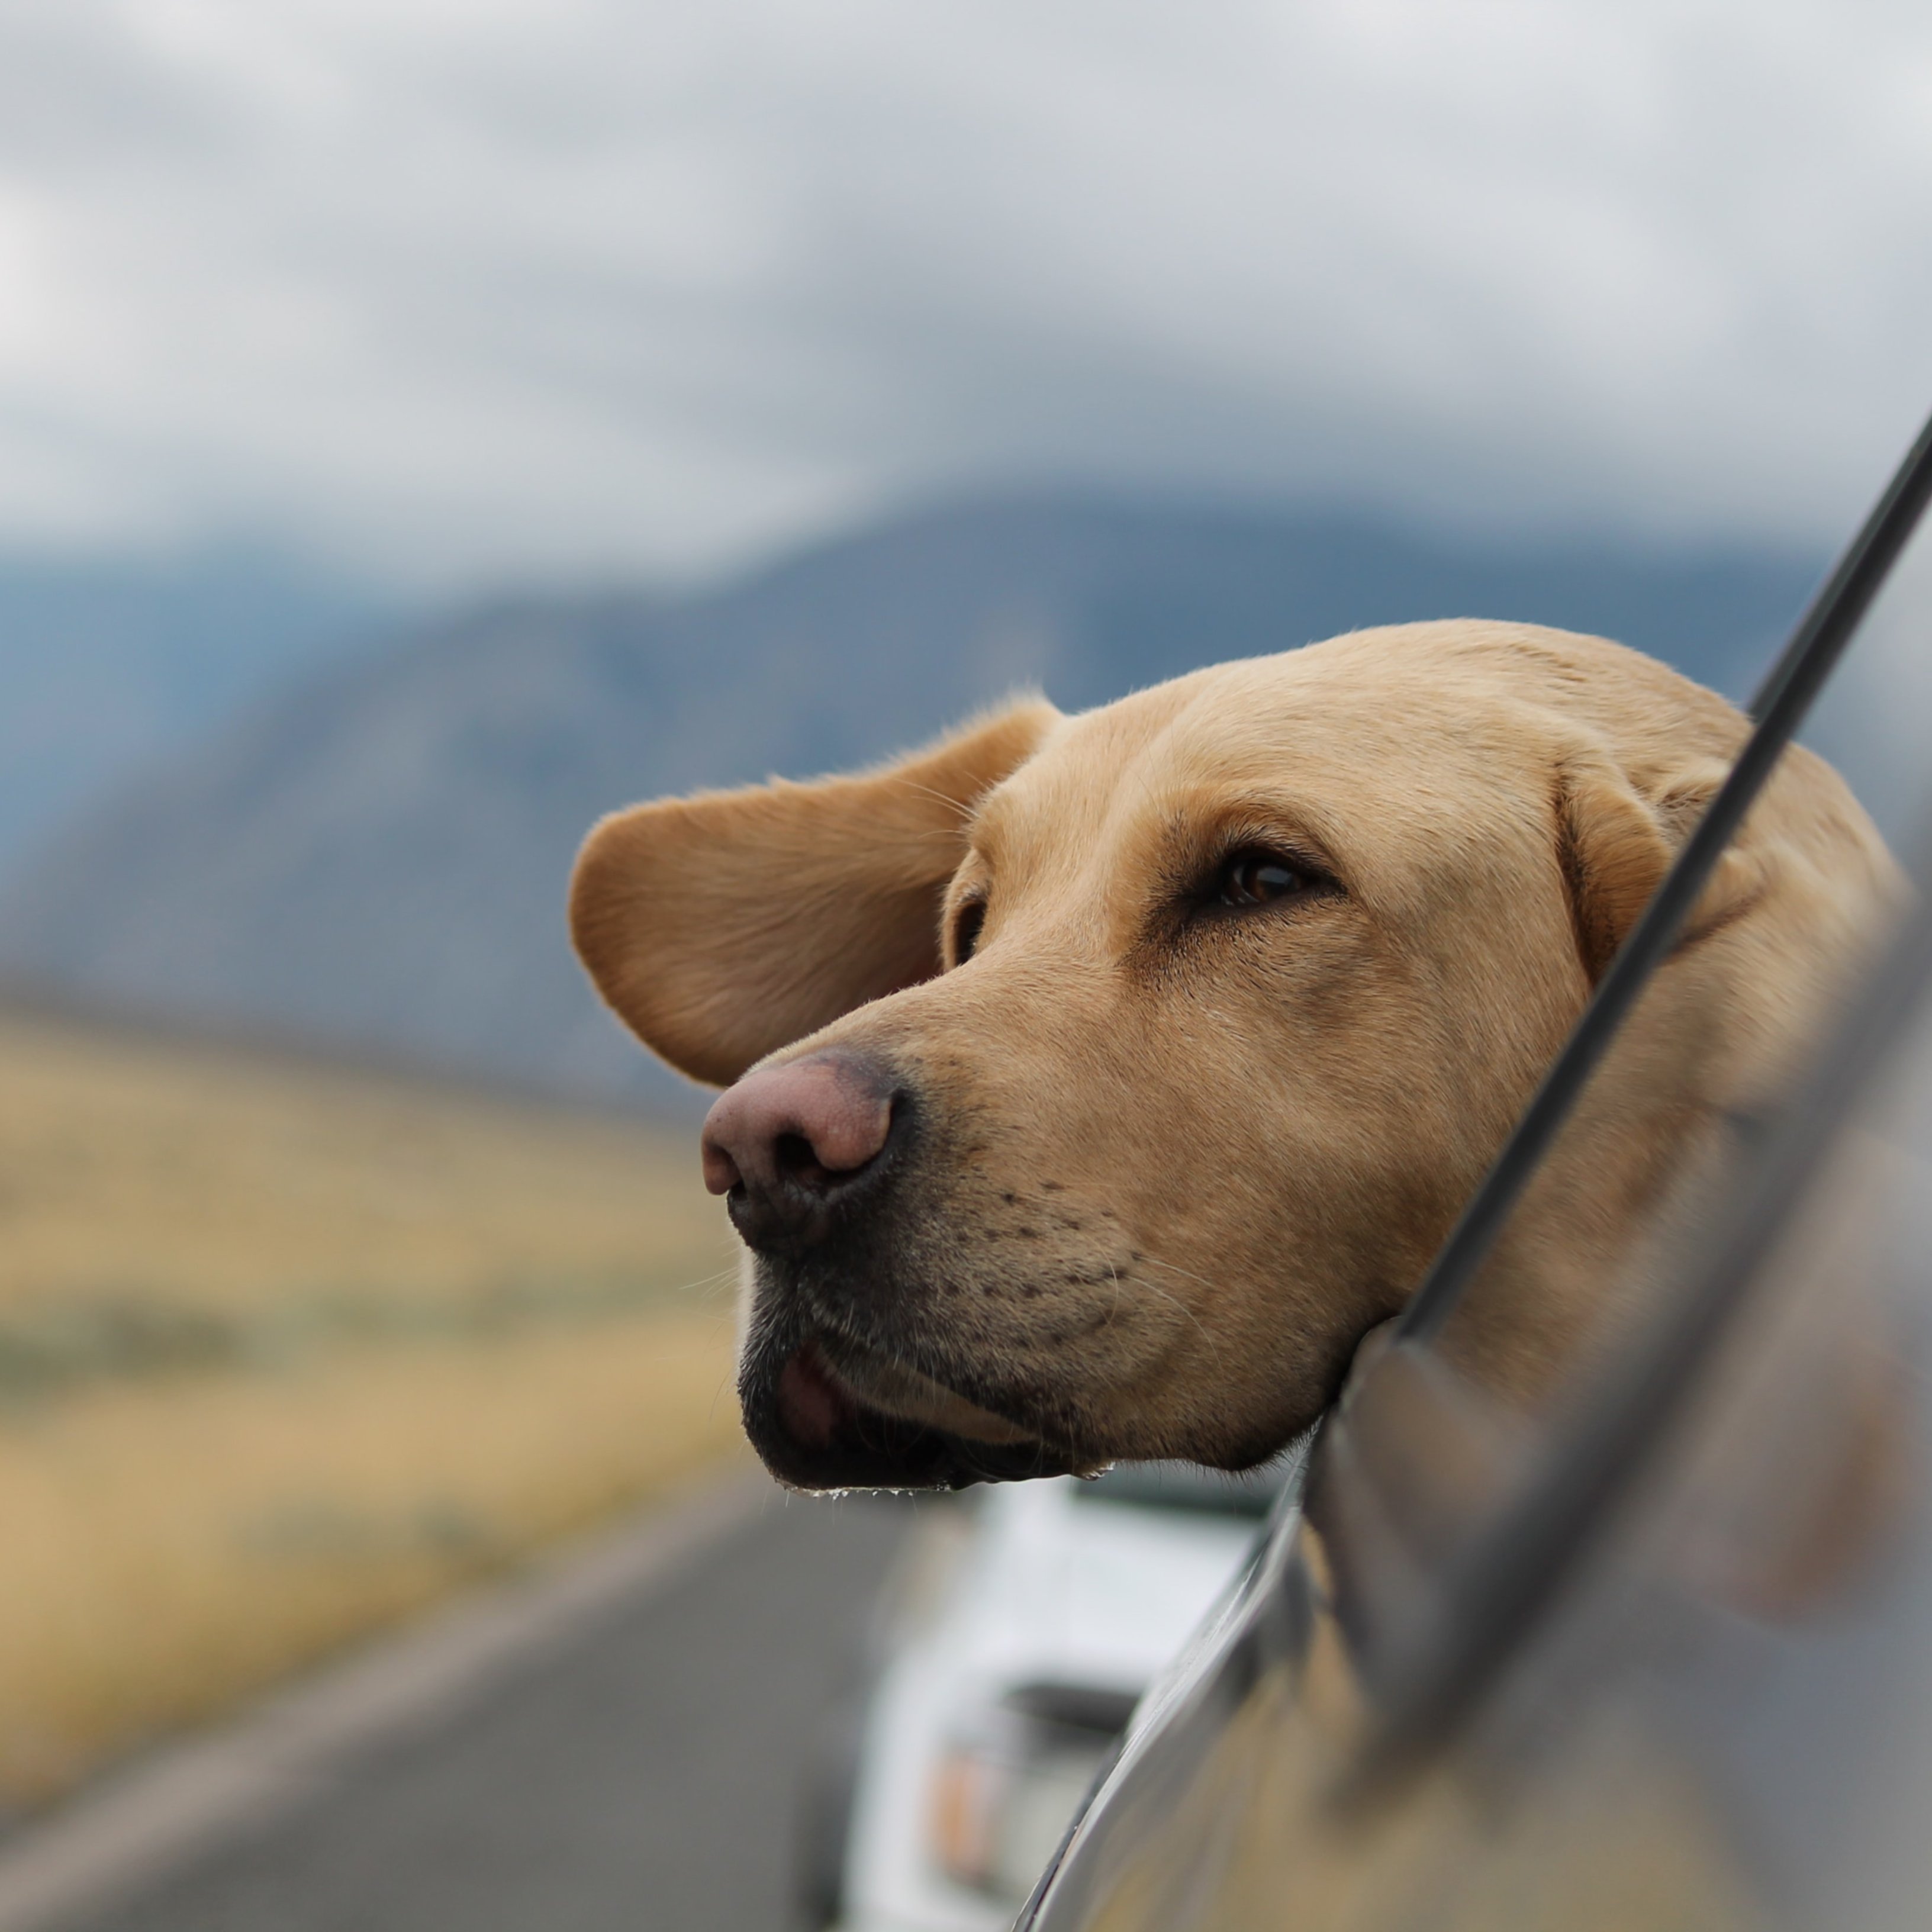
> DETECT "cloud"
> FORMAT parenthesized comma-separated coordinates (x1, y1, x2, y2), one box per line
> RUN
(0, 0, 1927, 582)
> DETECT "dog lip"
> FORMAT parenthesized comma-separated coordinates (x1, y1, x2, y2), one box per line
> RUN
(746, 1335, 1075, 1492)
(816, 1335, 1037, 1445)
(775, 1340, 857, 1450)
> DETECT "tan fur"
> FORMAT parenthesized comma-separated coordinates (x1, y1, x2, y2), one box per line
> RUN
(571, 621, 1896, 1478)
(571, 701, 1057, 1087)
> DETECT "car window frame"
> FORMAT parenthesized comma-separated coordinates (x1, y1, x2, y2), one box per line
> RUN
(1016, 405, 1932, 1929)
(1397, 408, 1932, 1347)
(1350, 402, 1932, 1776)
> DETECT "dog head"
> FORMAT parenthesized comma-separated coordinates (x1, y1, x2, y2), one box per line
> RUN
(571, 620, 1888, 1489)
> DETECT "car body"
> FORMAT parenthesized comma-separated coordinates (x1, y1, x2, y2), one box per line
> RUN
(811, 1466, 1279, 1931)
(1012, 417, 1932, 1930)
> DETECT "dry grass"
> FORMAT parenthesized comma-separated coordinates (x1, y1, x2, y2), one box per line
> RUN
(0, 1006, 745, 1805)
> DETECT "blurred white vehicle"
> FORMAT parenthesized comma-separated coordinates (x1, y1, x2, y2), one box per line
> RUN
(798, 1464, 1280, 1931)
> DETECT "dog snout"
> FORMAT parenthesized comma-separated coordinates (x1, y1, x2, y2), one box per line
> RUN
(701, 1052, 900, 1250)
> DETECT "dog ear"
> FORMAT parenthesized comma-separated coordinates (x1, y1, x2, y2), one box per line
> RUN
(1557, 752, 1753, 983)
(571, 700, 1060, 1085)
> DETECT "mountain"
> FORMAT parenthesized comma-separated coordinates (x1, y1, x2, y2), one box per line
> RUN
(0, 549, 395, 878)
(0, 493, 1822, 1107)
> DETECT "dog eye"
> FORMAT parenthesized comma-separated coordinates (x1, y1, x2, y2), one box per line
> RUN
(951, 900, 987, 964)
(1218, 851, 1318, 907)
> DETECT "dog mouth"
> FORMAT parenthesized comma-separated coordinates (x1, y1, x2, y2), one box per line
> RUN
(742, 1333, 1079, 1491)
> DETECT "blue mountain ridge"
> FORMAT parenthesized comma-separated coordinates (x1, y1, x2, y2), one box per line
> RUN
(0, 491, 1822, 1106)
(0, 549, 394, 877)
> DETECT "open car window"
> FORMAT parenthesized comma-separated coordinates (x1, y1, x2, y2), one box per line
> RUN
(1285, 414, 1932, 1715)
(1332, 415, 1932, 1709)
(1022, 411, 1932, 1932)
(1402, 410, 1932, 1371)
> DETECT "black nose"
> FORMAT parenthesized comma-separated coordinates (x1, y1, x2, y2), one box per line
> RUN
(700, 1052, 901, 1251)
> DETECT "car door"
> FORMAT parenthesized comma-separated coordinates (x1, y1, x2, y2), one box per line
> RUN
(1018, 410, 1932, 1932)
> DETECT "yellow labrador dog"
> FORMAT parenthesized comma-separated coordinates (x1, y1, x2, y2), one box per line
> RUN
(570, 621, 1892, 1490)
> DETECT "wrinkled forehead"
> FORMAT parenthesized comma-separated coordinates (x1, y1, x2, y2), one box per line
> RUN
(967, 647, 1541, 890)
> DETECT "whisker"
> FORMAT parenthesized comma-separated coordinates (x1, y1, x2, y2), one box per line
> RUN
(1122, 1261, 1225, 1365)
(1133, 1253, 1220, 1294)
(664, 1263, 743, 1305)
(884, 777, 979, 826)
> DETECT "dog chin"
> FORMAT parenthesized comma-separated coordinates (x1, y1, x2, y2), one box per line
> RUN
(739, 1331, 1080, 1491)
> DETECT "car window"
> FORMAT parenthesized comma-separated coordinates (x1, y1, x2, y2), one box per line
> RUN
(1403, 411, 1932, 1386)
(1021, 412, 1932, 1932)
(1318, 411, 1932, 1729)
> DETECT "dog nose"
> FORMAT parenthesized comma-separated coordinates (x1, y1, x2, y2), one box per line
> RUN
(701, 1053, 898, 1248)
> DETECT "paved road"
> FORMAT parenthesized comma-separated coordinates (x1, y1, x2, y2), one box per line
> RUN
(72, 1493, 914, 1932)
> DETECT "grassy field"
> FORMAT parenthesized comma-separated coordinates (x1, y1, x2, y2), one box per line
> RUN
(0, 1005, 744, 1806)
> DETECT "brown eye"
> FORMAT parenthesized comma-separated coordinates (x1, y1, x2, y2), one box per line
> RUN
(1219, 851, 1315, 907)
(952, 900, 987, 963)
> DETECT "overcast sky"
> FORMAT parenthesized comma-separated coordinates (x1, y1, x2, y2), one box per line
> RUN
(0, 0, 1927, 585)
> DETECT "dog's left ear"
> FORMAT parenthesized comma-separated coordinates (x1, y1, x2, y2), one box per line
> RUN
(1557, 750, 1754, 983)
(571, 700, 1060, 1086)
